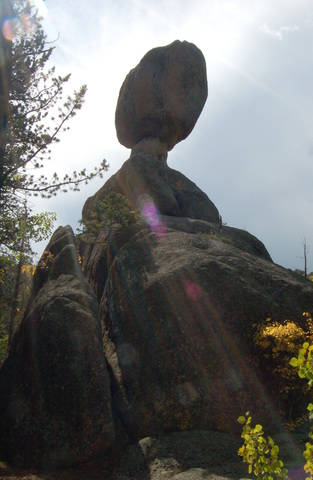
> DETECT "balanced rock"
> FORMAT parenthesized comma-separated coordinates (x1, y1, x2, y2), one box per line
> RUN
(115, 40, 208, 161)
(3, 39, 313, 474)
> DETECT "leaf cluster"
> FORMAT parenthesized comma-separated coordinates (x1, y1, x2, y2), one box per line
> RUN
(289, 338, 313, 479)
(239, 330, 313, 480)
(0, 203, 56, 260)
(237, 413, 288, 480)
(290, 340, 313, 388)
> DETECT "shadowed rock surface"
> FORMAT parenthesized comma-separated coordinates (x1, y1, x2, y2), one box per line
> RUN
(0, 226, 114, 468)
(117, 430, 306, 480)
(2, 160, 313, 469)
(115, 40, 208, 160)
(82, 154, 220, 224)
(80, 214, 272, 307)
(97, 218, 313, 442)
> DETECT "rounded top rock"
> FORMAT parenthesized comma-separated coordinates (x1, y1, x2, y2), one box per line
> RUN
(115, 40, 208, 161)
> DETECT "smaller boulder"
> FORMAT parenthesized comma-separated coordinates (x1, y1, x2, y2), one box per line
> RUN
(115, 40, 208, 159)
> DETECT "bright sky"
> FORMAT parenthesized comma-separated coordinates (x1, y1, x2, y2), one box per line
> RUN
(30, 0, 313, 271)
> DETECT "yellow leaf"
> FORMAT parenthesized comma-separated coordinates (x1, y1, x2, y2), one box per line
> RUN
(238, 446, 245, 456)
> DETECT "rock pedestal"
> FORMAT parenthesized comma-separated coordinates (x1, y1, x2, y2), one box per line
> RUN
(83, 154, 220, 224)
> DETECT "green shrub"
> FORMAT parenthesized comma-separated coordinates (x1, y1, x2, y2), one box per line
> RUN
(238, 413, 288, 480)
(238, 335, 313, 480)
(77, 192, 139, 242)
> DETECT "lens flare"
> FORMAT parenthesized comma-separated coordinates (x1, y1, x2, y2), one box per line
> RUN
(2, 13, 34, 42)
(138, 194, 166, 238)
(2, 19, 14, 41)
(184, 280, 202, 301)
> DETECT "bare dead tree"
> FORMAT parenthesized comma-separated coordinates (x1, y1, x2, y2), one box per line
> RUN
(297, 236, 310, 278)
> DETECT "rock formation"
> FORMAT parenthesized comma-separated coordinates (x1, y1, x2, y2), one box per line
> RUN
(85, 217, 313, 443)
(0, 227, 114, 468)
(1, 40, 313, 472)
(115, 40, 208, 161)
(82, 154, 220, 224)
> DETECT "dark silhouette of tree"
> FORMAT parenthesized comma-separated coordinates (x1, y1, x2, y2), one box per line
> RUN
(0, 0, 109, 255)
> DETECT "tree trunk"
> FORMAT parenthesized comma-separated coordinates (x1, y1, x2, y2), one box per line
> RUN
(8, 256, 23, 347)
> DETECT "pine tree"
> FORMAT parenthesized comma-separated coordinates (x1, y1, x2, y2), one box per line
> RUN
(0, 0, 109, 254)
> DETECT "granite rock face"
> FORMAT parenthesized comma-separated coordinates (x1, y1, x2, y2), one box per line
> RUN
(0, 226, 114, 468)
(115, 40, 208, 160)
(98, 222, 313, 441)
(82, 154, 220, 224)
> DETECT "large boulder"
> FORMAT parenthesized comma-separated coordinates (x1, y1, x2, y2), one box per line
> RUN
(115, 40, 208, 161)
(0, 226, 114, 468)
(81, 215, 272, 308)
(97, 220, 313, 441)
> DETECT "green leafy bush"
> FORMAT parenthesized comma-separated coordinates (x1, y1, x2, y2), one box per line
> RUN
(78, 192, 138, 242)
(290, 342, 313, 479)
(238, 413, 288, 480)
(238, 335, 313, 480)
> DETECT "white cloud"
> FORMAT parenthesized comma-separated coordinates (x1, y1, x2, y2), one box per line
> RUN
(260, 22, 299, 40)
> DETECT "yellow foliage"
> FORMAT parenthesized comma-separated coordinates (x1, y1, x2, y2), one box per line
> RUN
(76, 250, 85, 273)
(255, 316, 313, 358)
(257, 318, 312, 359)
(38, 250, 54, 271)
(21, 264, 35, 276)
(254, 314, 313, 426)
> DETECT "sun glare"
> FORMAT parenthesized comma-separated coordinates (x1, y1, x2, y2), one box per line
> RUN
(32, 0, 48, 18)
(184, 1, 252, 66)
(205, 18, 243, 64)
